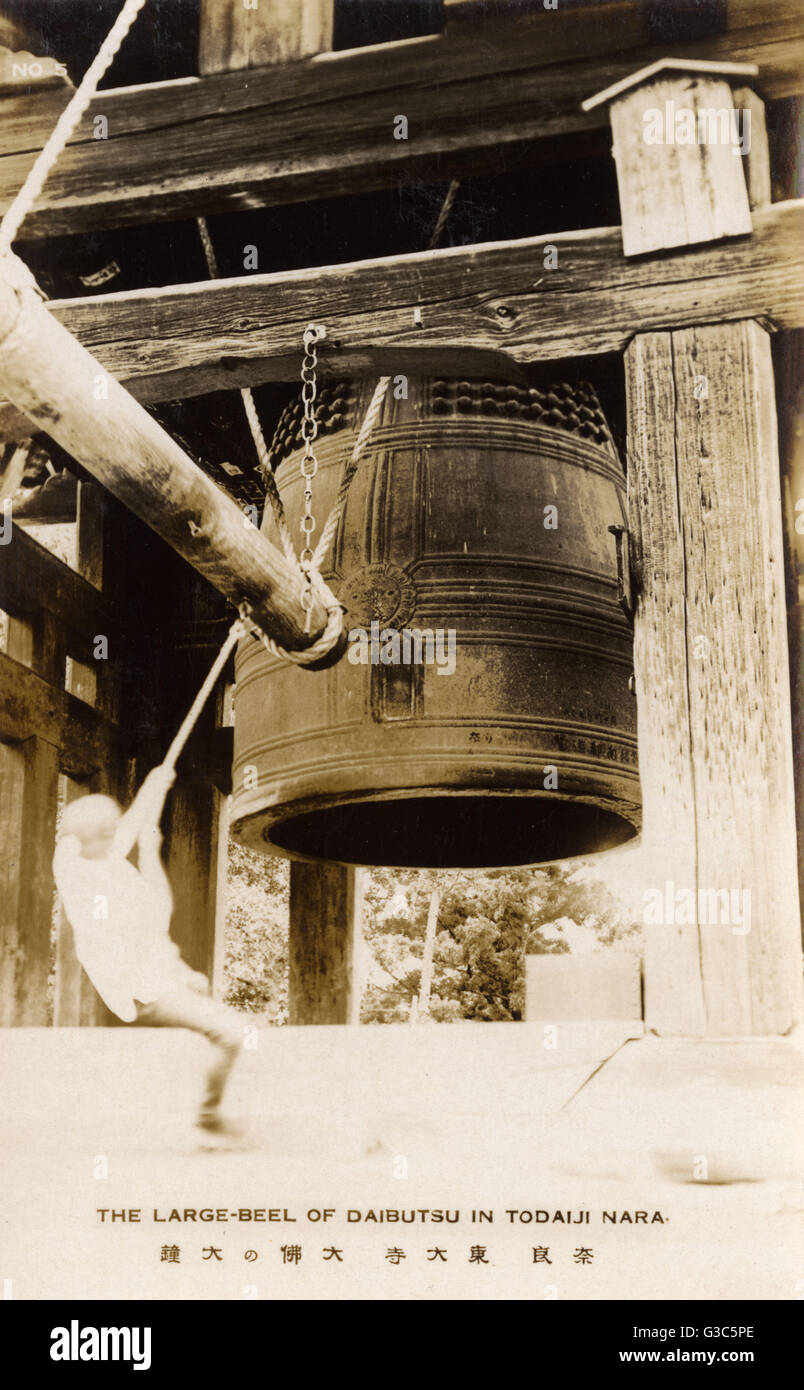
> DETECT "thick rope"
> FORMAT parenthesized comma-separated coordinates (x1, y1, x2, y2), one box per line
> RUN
(193, 176, 461, 665)
(311, 375, 390, 570)
(237, 583, 344, 667)
(196, 218, 364, 665)
(0, 0, 147, 256)
(196, 215, 297, 567)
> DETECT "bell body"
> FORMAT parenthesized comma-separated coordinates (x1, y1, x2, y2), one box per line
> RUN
(231, 378, 640, 868)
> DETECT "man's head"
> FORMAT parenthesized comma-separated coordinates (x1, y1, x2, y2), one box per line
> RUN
(59, 794, 122, 859)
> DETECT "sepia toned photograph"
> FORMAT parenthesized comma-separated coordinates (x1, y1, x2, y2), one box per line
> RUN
(0, 0, 802, 1326)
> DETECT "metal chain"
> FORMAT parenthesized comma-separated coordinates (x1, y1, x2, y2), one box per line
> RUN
(299, 325, 321, 631)
(197, 178, 460, 663)
(196, 216, 298, 567)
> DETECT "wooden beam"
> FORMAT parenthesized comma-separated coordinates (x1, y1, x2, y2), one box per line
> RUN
(0, 651, 120, 775)
(288, 861, 362, 1024)
(0, 521, 118, 667)
(199, 0, 333, 74)
(30, 200, 804, 401)
(0, 2, 801, 237)
(0, 277, 331, 652)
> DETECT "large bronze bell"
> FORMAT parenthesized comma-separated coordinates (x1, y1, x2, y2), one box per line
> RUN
(230, 377, 639, 868)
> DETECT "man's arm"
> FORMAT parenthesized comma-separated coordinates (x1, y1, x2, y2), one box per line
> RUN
(110, 765, 175, 860)
(136, 822, 174, 922)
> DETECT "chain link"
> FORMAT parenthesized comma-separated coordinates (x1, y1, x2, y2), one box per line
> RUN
(299, 325, 321, 629)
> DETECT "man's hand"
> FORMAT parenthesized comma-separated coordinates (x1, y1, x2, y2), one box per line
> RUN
(142, 765, 176, 795)
(110, 763, 176, 859)
(138, 765, 176, 816)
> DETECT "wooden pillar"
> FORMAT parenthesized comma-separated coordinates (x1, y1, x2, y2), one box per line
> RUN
(0, 735, 59, 1025)
(775, 330, 804, 939)
(626, 322, 802, 1035)
(0, 599, 63, 1024)
(53, 483, 118, 1027)
(150, 553, 233, 985)
(288, 861, 362, 1024)
(199, 0, 334, 74)
(588, 61, 804, 1036)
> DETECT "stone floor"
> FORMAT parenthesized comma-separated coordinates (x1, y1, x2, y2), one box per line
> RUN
(0, 1022, 801, 1299)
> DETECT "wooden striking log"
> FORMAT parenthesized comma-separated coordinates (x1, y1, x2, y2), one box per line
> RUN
(0, 277, 329, 651)
(0, 1, 801, 237)
(11, 200, 798, 411)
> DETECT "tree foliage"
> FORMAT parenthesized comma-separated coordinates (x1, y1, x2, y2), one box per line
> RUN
(222, 843, 642, 1025)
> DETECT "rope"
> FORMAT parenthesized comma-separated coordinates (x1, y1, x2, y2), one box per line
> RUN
(193, 175, 460, 666)
(161, 617, 246, 773)
(196, 215, 297, 568)
(196, 218, 367, 666)
(158, 598, 341, 777)
(0, 0, 147, 256)
(237, 585, 344, 667)
(427, 179, 460, 251)
(311, 375, 390, 570)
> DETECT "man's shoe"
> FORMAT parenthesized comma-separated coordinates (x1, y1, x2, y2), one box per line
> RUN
(196, 1112, 244, 1140)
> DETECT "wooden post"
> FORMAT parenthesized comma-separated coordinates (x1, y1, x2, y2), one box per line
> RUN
(160, 562, 233, 983)
(199, 0, 333, 74)
(775, 330, 804, 947)
(0, 277, 331, 652)
(53, 484, 118, 1027)
(627, 323, 802, 1036)
(418, 889, 440, 1019)
(587, 63, 804, 1035)
(0, 567, 62, 1024)
(288, 861, 362, 1024)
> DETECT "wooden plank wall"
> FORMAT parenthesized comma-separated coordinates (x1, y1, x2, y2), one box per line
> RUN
(0, 482, 231, 1025)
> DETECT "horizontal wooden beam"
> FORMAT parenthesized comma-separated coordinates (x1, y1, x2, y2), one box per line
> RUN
(0, 277, 331, 651)
(0, 2, 801, 237)
(0, 522, 118, 665)
(34, 200, 804, 399)
(0, 650, 119, 775)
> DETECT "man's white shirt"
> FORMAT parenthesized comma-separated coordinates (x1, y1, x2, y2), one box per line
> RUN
(53, 835, 190, 1021)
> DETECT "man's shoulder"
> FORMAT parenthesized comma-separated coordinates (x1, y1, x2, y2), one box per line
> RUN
(52, 835, 82, 880)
